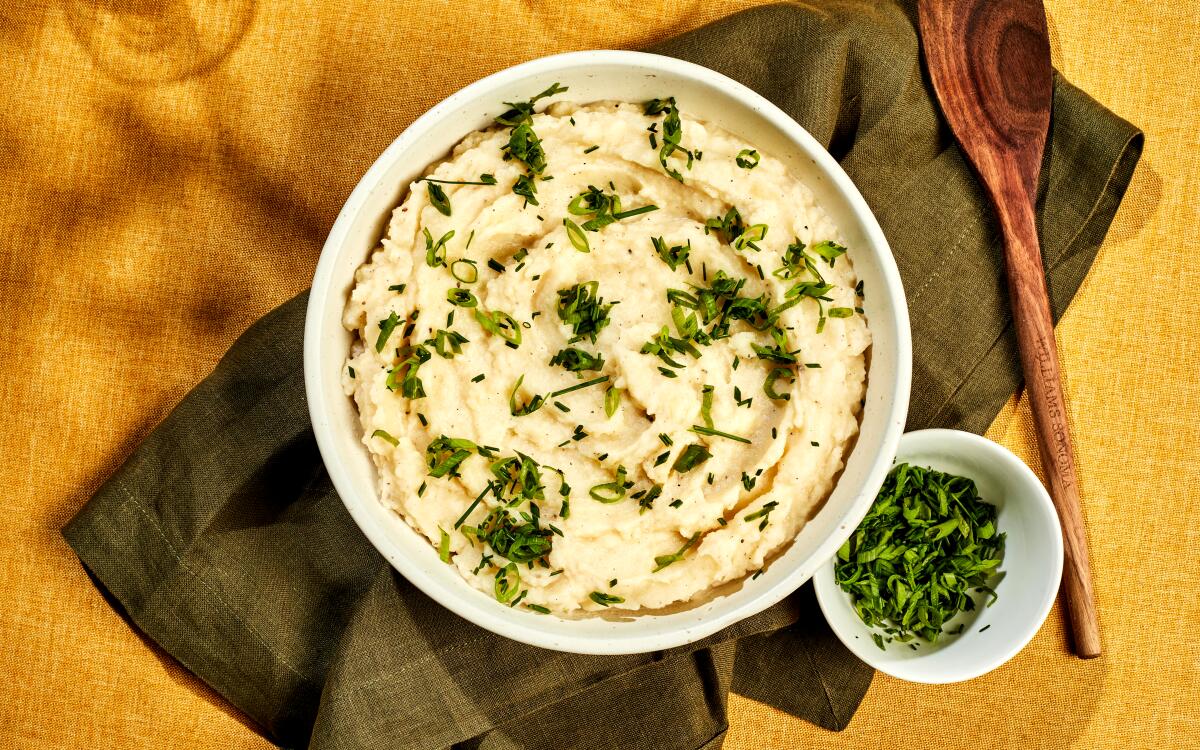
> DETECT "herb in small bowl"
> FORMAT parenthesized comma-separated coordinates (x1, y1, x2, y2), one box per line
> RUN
(814, 429, 1064, 683)
(834, 462, 1005, 649)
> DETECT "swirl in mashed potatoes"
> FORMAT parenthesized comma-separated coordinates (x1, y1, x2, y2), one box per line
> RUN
(343, 87, 870, 614)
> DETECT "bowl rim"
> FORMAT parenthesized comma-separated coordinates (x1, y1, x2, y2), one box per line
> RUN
(813, 428, 1065, 683)
(304, 49, 913, 654)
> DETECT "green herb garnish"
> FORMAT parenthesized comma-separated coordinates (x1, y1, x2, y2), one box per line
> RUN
(671, 443, 711, 473)
(652, 236, 693, 272)
(643, 97, 693, 181)
(834, 463, 1005, 647)
(557, 281, 614, 343)
(653, 533, 700, 572)
(589, 591, 624, 607)
(427, 182, 451, 216)
(450, 258, 478, 283)
(690, 425, 750, 444)
(375, 312, 401, 352)
(420, 174, 498, 186)
(495, 83, 567, 205)
(550, 347, 605, 373)
(735, 149, 760, 169)
(386, 344, 430, 399)
(494, 563, 521, 602)
(424, 228, 454, 267)
(763, 367, 793, 401)
(567, 184, 658, 232)
(548, 374, 609, 398)
(699, 384, 715, 428)
(474, 308, 522, 347)
(447, 288, 478, 307)
(438, 528, 452, 562)
(704, 207, 767, 252)
(604, 386, 621, 418)
(589, 465, 628, 503)
(811, 240, 847, 264)
(743, 500, 778, 530)
(478, 507, 553, 563)
(426, 435, 477, 478)
(508, 374, 545, 417)
(371, 429, 399, 446)
(563, 218, 589, 252)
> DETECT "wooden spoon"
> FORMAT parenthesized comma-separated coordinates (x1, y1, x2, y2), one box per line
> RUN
(918, 0, 1101, 658)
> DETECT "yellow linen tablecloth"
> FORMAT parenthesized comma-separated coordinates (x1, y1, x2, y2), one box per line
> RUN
(1, 1, 1196, 747)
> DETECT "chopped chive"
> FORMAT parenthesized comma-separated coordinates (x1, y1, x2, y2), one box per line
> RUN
(564, 218, 589, 252)
(450, 258, 479, 283)
(652, 533, 700, 572)
(427, 182, 451, 216)
(375, 312, 401, 352)
(589, 591, 624, 606)
(371, 429, 399, 446)
(735, 149, 760, 170)
(671, 444, 711, 473)
(690, 425, 750, 444)
(604, 386, 621, 418)
(549, 375, 609, 398)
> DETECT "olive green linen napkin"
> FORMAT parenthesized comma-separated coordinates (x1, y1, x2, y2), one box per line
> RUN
(63, 2, 1142, 748)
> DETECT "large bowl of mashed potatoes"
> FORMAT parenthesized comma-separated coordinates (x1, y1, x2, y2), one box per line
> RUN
(305, 50, 911, 654)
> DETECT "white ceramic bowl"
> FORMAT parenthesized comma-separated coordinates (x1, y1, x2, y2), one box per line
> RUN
(813, 429, 1064, 682)
(304, 50, 912, 654)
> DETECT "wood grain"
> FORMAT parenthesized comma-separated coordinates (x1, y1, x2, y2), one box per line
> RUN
(918, 0, 1102, 658)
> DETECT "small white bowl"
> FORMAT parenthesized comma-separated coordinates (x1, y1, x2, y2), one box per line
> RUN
(813, 429, 1064, 683)
(305, 50, 912, 654)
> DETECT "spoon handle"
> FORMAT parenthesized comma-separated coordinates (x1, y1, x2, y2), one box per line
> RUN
(998, 195, 1102, 658)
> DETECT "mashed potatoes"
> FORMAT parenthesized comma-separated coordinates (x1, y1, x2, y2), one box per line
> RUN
(343, 90, 870, 614)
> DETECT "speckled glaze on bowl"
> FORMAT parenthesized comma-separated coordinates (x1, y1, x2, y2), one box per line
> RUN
(304, 50, 911, 654)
